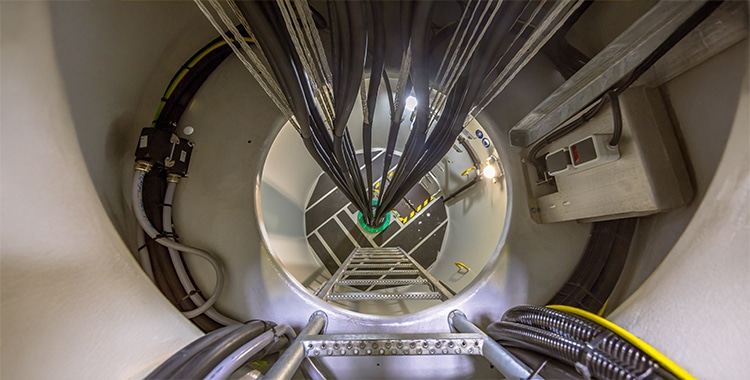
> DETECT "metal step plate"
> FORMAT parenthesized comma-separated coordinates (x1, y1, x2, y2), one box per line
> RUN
(326, 292, 442, 301)
(301, 333, 485, 357)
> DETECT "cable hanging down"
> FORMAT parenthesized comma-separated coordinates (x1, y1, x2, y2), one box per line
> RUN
(192, 0, 581, 230)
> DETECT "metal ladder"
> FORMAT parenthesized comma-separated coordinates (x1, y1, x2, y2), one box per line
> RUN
(315, 247, 454, 302)
(263, 310, 543, 380)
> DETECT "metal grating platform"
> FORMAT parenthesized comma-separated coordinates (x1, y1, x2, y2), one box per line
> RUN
(316, 247, 454, 302)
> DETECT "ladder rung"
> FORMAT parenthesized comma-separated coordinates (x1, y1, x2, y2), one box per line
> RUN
(353, 254, 404, 259)
(351, 259, 406, 264)
(343, 270, 419, 275)
(348, 263, 413, 269)
(355, 248, 401, 252)
(337, 278, 428, 286)
(327, 292, 443, 301)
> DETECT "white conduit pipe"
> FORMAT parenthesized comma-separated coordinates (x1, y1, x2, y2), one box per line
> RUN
(162, 182, 239, 326)
(132, 170, 225, 319)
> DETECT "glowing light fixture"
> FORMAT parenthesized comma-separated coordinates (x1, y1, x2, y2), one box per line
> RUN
(405, 95, 418, 112)
(482, 156, 499, 180)
(482, 165, 497, 179)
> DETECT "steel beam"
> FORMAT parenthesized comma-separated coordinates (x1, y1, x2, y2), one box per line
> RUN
(449, 310, 543, 380)
(264, 311, 328, 380)
(509, 0, 708, 147)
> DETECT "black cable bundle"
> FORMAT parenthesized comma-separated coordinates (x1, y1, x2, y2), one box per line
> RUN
(142, 169, 223, 332)
(141, 30, 252, 331)
(236, 0, 528, 229)
(547, 218, 637, 314)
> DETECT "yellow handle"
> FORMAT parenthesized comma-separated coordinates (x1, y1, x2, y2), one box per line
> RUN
(455, 262, 470, 272)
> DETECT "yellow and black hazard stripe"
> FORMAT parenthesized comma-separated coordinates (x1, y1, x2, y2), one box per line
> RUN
(397, 195, 436, 224)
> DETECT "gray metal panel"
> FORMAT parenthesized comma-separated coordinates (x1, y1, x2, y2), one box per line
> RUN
(531, 87, 693, 223)
(509, 0, 707, 147)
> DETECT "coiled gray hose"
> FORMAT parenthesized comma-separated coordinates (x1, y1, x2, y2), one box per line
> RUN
(146, 321, 270, 380)
(502, 305, 602, 342)
(488, 306, 676, 380)
(145, 323, 247, 379)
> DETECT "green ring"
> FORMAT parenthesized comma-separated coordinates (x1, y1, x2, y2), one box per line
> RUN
(358, 208, 391, 234)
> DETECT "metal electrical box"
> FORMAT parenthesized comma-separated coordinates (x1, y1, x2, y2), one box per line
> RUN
(523, 87, 693, 223)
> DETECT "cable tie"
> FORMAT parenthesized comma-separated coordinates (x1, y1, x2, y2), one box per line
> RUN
(181, 290, 199, 301)
(581, 329, 614, 380)
(157, 231, 180, 240)
(574, 362, 592, 380)
(575, 330, 609, 380)
(634, 366, 655, 380)
(564, 282, 598, 300)
(154, 232, 179, 242)
(271, 325, 280, 342)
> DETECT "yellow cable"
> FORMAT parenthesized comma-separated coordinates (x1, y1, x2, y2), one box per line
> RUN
(164, 69, 189, 99)
(152, 37, 254, 126)
(461, 167, 475, 176)
(597, 298, 609, 316)
(547, 305, 696, 380)
(187, 41, 226, 67)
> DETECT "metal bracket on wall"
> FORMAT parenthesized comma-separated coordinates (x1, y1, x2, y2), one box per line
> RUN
(509, 0, 709, 147)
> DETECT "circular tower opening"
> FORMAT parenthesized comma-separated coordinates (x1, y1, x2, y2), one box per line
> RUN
(259, 104, 510, 315)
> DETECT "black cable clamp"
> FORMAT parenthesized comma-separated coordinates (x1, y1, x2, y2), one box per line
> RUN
(154, 232, 180, 241)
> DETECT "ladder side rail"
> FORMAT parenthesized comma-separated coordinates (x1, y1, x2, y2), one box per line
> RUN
(315, 248, 360, 299)
(396, 248, 454, 300)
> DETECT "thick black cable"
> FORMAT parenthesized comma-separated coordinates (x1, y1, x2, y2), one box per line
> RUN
(608, 91, 622, 147)
(540, 0, 594, 80)
(377, 1, 526, 221)
(362, 0, 386, 216)
(547, 218, 637, 314)
(376, 1, 416, 216)
(237, 1, 371, 214)
(374, 0, 434, 222)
